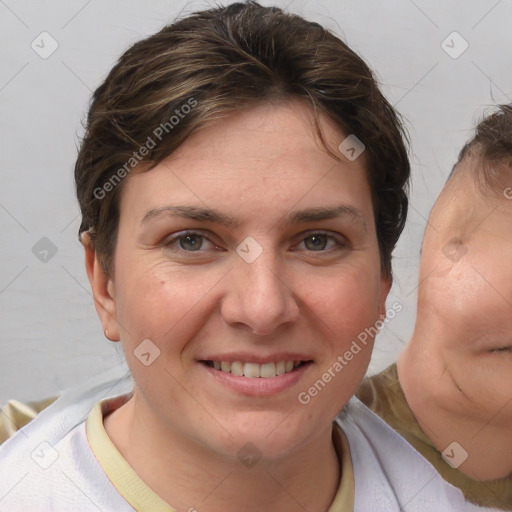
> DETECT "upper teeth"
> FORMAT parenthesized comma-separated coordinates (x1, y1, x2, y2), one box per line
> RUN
(212, 361, 301, 378)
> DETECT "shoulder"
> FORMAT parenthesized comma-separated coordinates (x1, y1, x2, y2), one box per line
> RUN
(0, 366, 134, 511)
(336, 397, 500, 512)
(0, 417, 134, 511)
(0, 396, 59, 445)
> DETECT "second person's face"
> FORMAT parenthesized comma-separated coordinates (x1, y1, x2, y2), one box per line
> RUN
(418, 158, 512, 430)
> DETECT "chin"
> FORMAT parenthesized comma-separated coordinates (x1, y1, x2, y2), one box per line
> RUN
(210, 416, 317, 463)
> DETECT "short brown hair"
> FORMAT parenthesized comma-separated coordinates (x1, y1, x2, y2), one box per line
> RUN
(451, 104, 512, 193)
(75, 1, 410, 279)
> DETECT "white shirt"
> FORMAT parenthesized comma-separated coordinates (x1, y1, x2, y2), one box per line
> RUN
(0, 364, 501, 511)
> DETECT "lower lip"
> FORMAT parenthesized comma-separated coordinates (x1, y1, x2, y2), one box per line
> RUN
(200, 362, 312, 396)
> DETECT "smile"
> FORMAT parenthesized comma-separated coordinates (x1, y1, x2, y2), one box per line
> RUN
(202, 360, 308, 378)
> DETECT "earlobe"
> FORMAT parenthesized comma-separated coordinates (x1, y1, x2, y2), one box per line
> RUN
(82, 231, 121, 342)
(378, 276, 392, 319)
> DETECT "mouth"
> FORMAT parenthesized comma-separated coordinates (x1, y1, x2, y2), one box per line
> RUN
(200, 360, 312, 378)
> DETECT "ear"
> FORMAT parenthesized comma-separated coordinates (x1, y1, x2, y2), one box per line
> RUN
(378, 275, 392, 320)
(82, 231, 120, 341)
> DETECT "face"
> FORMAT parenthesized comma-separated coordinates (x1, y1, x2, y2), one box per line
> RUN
(91, 100, 389, 460)
(417, 157, 512, 427)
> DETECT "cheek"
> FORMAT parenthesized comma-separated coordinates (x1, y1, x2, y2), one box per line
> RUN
(114, 251, 383, 352)
(307, 268, 383, 377)
(114, 263, 215, 345)
(452, 356, 512, 425)
(325, 270, 382, 326)
(449, 274, 488, 314)
(421, 261, 487, 321)
(307, 291, 378, 415)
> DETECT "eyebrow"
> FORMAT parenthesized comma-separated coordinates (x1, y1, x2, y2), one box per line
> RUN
(141, 204, 367, 231)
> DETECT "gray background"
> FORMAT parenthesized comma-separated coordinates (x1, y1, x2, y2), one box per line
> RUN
(1, 0, 511, 403)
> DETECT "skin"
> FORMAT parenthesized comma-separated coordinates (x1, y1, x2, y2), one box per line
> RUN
(398, 155, 512, 481)
(84, 99, 390, 512)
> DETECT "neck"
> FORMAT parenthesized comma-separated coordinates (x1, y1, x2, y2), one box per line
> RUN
(104, 393, 341, 512)
(398, 327, 512, 481)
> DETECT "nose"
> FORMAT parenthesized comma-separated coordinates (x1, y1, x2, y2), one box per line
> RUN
(220, 251, 300, 336)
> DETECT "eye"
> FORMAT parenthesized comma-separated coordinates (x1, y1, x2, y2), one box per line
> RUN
(162, 230, 348, 255)
(163, 231, 217, 252)
(490, 346, 512, 353)
(296, 232, 348, 252)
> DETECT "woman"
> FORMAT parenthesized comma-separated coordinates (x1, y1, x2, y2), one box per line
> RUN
(0, 2, 492, 510)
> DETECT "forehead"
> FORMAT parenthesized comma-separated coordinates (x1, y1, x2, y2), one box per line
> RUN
(426, 159, 512, 242)
(171, 99, 358, 167)
(119, 100, 373, 220)
(431, 159, 488, 221)
(444, 154, 512, 200)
